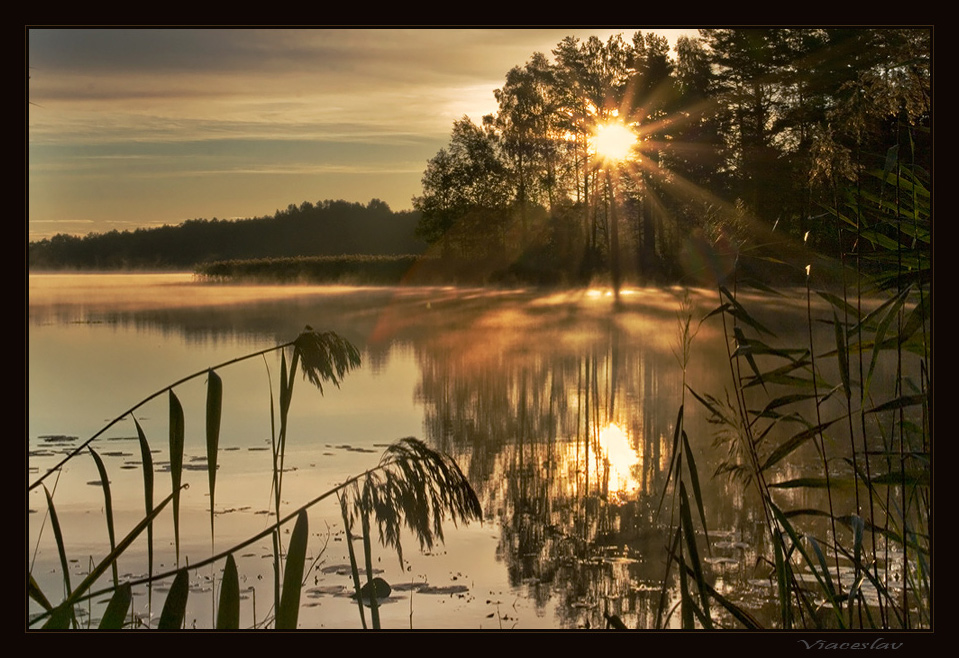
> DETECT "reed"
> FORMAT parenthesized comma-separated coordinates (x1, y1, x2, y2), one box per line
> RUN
(667, 137, 930, 629)
(28, 327, 481, 630)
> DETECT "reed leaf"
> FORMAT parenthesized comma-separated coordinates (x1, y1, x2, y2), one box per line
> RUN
(157, 569, 190, 630)
(754, 392, 820, 416)
(732, 326, 766, 392)
(657, 405, 684, 515)
(216, 554, 240, 630)
(361, 509, 381, 629)
(133, 416, 154, 610)
(772, 504, 845, 628)
(340, 491, 368, 629)
(681, 430, 711, 551)
(816, 290, 859, 318)
(674, 559, 764, 629)
(719, 285, 774, 336)
(774, 536, 791, 629)
(30, 337, 300, 493)
(98, 583, 132, 629)
(808, 535, 837, 603)
(43, 485, 73, 602)
(761, 417, 842, 472)
(869, 470, 929, 487)
(276, 510, 308, 630)
(769, 477, 855, 489)
(832, 309, 851, 400)
(29, 574, 53, 613)
(866, 394, 927, 415)
(41, 605, 75, 630)
(60, 490, 177, 614)
(679, 482, 711, 628)
(169, 390, 185, 565)
(88, 447, 118, 588)
(206, 369, 222, 543)
(863, 289, 907, 398)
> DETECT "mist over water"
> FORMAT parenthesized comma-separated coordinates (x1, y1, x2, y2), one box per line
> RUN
(28, 273, 868, 629)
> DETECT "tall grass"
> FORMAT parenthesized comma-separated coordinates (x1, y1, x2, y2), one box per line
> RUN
(656, 139, 930, 629)
(28, 327, 481, 630)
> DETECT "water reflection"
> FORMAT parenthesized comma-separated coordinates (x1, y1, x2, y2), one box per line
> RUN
(29, 274, 826, 629)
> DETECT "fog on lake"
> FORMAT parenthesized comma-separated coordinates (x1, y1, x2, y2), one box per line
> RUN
(28, 273, 881, 629)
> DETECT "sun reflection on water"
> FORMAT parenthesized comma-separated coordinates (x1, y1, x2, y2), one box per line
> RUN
(595, 422, 640, 504)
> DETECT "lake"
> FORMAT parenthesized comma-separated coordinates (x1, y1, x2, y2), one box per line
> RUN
(27, 273, 916, 630)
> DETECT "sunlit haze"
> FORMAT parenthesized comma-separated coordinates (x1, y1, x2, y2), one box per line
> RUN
(27, 28, 698, 241)
(593, 120, 639, 162)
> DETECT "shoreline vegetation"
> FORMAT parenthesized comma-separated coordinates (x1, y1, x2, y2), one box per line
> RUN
(29, 28, 930, 630)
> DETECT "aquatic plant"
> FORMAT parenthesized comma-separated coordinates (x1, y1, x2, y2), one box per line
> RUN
(28, 328, 481, 629)
(667, 138, 930, 629)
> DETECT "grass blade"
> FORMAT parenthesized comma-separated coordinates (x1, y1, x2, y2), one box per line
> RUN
(157, 569, 190, 630)
(169, 390, 185, 565)
(808, 535, 837, 602)
(216, 554, 240, 630)
(276, 510, 308, 629)
(681, 430, 711, 551)
(679, 482, 711, 628)
(29, 574, 53, 612)
(774, 533, 791, 629)
(133, 416, 155, 612)
(43, 485, 73, 607)
(88, 447, 118, 588)
(98, 583, 132, 629)
(832, 309, 850, 400)
(656, 405, 684, 515)
(206, 369, 222, 543)
(340, 491, 368, 629)
(761, 417, 842, 472)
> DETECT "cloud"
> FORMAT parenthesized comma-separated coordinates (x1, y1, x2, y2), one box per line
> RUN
(28, 28, 700, 234)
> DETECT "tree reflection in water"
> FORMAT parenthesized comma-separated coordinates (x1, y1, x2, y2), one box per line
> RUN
(409, 288, 766, 628)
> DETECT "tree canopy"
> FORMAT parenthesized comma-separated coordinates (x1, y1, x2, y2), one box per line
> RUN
(412, 28, 930, 286)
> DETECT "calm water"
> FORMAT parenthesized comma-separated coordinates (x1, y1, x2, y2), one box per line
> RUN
(28, 273, 865, 629)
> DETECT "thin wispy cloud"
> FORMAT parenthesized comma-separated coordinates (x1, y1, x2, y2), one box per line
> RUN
(28, 27, 698, 240)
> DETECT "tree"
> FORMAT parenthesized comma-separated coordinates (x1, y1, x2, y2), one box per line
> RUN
(412, 117, 513, 258)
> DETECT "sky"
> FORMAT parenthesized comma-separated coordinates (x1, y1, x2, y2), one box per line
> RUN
(27, 28, 700, 241)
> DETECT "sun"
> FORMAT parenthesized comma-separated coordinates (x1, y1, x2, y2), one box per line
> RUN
(592, 120, 638, 162)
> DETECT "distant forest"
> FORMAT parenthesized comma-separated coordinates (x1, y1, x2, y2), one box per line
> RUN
(29, 29, 930, 287)
(28, 199, 425, 270)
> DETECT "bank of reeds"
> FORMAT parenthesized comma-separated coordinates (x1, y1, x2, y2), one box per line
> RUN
(653, 140, 930, 629)
(28, 328, 481, 629)
(195, 254, 428, 284)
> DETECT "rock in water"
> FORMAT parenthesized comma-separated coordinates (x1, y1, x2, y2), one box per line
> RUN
(354, 577, 392, 603)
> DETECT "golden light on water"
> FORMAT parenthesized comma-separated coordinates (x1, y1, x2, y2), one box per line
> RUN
(597, 422, 640, 502)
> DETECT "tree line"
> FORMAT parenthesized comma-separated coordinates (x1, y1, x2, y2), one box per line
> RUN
(29, 199, 425, 270)
(412, 28, 930, 286)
